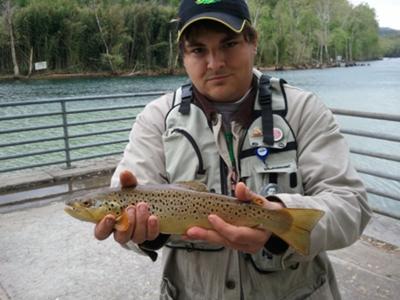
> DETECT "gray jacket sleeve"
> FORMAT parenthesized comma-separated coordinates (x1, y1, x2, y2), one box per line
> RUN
(272, 86, 372, 263)
(111, 94, 173, 187)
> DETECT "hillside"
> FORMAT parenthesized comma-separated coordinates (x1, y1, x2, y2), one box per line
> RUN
(379, 27, 400, 57)
(379, 27, 400, 37)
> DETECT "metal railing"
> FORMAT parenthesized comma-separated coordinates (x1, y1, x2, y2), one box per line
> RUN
(0, 93, 399, 219)
(0, 92, 165, 172)
(330, 108, 400, 219)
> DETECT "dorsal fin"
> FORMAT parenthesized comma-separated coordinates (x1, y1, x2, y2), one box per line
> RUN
(175, 181, 209, 192)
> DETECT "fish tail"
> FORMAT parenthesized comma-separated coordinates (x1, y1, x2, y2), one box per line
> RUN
(265, 208, 324, 256)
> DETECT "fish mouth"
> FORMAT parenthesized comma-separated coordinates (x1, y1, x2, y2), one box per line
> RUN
(64, 204, 97, 223)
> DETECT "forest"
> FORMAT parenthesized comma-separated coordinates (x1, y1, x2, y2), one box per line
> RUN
(0, 0, 398, 78)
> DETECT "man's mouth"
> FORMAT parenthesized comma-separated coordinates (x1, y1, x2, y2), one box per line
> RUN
(206, 74, 231, 81)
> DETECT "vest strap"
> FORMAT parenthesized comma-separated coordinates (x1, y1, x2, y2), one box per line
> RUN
(258, 75, 274, 145)
(179, 83, 192, 115)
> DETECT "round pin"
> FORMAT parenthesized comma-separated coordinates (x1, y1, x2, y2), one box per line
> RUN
(256, 147, 269, 162)
(273, 127, 283, 142)
(259, 183, 282, 196)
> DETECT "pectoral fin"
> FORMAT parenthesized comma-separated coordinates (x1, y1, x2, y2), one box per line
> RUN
(251, 194, 265, 207)
(115, 211, 130, 232)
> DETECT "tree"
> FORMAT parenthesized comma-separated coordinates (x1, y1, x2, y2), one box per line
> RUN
(312, 0, 334, 64)
(346, 3, 380, 60)
(92, 0, 115, 72)
(2, 0, 20, 77)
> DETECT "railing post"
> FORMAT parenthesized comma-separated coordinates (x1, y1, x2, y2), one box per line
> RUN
(60, 100, 72, 168)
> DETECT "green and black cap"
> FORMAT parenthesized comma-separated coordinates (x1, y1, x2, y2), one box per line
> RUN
(177, 0, 251, 40)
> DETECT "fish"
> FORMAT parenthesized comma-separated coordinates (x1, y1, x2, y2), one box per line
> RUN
(64, 182, 324, 255)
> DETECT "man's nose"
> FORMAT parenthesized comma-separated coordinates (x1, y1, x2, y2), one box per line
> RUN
(207, 50, 225, 70)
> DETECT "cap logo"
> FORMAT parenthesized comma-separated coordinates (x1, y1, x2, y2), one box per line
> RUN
(196, 0, 221, 4)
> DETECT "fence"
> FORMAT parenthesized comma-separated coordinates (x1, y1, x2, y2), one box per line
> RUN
(1, 93, 399, 219)
(0, 92, 164, 172)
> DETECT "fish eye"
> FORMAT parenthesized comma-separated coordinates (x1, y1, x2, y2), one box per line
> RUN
(82, 200, 92, 207)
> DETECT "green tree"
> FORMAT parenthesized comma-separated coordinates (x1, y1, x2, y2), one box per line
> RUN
(2, 0, 20, 77)
(346, 3, 380, 60)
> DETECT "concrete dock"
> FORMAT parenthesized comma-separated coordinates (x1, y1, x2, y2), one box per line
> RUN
(0, 160, 399, 300)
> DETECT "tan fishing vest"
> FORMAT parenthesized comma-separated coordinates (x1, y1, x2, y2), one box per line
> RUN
(162, 70, 303, 251)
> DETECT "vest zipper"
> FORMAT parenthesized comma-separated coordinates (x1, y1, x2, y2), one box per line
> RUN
(225, 132, 238, 196)
(219, 158, 229, 195)
(171, 128, 206, 175)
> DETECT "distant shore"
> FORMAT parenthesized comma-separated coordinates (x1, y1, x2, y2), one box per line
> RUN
(0, 68, 186, 81)
(0, 61, 374, 82)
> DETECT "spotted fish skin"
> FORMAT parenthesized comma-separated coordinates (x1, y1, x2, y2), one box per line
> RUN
(64, 183, 324, 255)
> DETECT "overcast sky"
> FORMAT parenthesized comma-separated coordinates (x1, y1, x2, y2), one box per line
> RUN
(348, 0, 400, 30)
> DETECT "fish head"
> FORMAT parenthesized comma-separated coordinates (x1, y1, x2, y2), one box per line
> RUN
(64, 193, 123, 223)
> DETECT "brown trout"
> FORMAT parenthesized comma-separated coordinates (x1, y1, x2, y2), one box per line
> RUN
(64, 182, 324, 255)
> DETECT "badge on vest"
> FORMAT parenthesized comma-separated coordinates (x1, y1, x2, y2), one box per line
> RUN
(255, 146, 269, 164)
(250, 126, 285, 147)
(273, 127, 283, 142)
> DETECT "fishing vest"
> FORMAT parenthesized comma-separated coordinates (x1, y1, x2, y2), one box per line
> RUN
(162, 69, 303, 252)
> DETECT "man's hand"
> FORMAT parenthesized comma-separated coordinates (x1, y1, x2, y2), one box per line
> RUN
(94, 170, 160, 245)
(183, 182, 284, 254)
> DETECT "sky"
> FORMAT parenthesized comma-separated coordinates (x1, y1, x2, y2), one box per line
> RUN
(348, 0, 400, 30)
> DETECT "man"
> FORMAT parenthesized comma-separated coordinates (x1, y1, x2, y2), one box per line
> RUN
(95, 0, 371, 299)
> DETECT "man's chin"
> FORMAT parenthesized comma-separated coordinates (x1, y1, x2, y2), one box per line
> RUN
(206, 93, 236, 103)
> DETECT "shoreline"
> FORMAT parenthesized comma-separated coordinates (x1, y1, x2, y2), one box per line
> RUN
(0, 61, 375, 82)
(0, 68, 187, 81)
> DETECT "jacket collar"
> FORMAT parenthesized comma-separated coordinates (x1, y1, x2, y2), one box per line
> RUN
(192, 75, 257, 128)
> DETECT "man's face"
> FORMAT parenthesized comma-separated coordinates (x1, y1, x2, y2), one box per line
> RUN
(182, 27, 257, 102)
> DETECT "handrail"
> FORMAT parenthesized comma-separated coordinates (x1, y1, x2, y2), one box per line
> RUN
(330, 108, 400, 122)
(0, 91, 167, 107)
(0, 92, 399, 219)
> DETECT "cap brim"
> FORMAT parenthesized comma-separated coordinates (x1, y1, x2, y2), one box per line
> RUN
(178, 12, 247, 40)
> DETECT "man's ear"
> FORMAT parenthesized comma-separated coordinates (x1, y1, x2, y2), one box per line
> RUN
(253, 42, 258, 54)
(252, 32, 258, 53)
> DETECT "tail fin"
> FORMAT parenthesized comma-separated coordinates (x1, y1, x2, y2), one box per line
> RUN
(272, 208, 324, 256)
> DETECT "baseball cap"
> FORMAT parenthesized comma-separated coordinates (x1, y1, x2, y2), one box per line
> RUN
(177, 0, 251, 40)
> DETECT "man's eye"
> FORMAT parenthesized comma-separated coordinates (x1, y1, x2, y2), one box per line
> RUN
(191, 48, 204, 54)
(224, 41, 238, 48)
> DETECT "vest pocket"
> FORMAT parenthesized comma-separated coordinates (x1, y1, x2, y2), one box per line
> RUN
(282, 274, 332, 300)
(163, 128, 208, 183)
(239, 152, 298, 195)
(160, 277, 177, 300)
(171, 128, 206, 175)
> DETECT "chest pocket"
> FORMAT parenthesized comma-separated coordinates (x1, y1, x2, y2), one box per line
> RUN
(163, 105, 221, 192)
(239, 115, 302, 195)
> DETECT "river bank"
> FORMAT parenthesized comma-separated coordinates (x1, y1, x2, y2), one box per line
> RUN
(0, 61, 373, 82)
(0, 68, 185, 82)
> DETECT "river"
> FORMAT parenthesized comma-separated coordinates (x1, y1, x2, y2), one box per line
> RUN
(1, 57, 399, 216)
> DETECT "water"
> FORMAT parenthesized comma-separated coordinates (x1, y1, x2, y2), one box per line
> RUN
(1, 58, 400, 215)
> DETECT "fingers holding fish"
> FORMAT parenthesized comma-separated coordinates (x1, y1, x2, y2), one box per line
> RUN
(147, 215, 160, 241)
(94, 215, 116, 240)
(209, 214, 271, 254)
(235, 182, 284, 210)
(235, 182, 258, 202)
(132, 202, 152, 244)
(113, 206, 136, 244)
(119, 170, 138, 188)
(185, 214, 271, 254)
